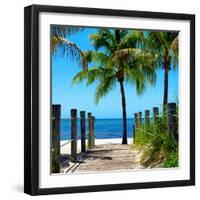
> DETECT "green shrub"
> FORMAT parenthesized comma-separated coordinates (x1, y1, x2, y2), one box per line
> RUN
(163, 149, 178, 167)
(133, 107, 178, 168)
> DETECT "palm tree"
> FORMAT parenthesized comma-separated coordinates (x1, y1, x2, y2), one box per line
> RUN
(50, 25, 87, 69)
(144, 32, 179, 106)
(72, 29, 157, 144)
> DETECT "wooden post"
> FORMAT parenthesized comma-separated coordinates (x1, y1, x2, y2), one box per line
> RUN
(153, 107, 159, 123)
(139, 112, 142, 128)
(51, 104, 61, 173)
(134, 113, 138, 129)
(71, 109, 77, 162)
(167, 103, 178, 140)
(132, 123, 135, 144)
(145, 110, 150, 127)
(133, 113, 138, 143)
(91, 116, 95, 148)
(80, 111, 86, 152)
(88, 112, 92, 149)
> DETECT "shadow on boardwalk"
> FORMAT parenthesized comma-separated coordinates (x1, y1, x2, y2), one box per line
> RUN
(60, 144, 146, 174)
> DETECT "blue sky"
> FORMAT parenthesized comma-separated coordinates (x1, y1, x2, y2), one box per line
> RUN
(52, 28, 178, 119)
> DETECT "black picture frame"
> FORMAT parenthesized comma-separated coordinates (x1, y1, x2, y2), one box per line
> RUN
(24, 4, 195, 196)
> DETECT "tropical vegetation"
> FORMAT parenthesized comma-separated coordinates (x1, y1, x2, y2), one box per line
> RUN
(134, 105, 179, 168)
(142, 32, 179, 106)
(50, 25, 87, 69)
(72, 29, 158, 144)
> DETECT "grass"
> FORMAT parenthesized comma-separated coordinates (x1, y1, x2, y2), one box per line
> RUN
(133, 110, 178, 168)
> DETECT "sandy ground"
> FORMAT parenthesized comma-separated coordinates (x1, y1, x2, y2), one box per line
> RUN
(60, 138, 134, 155)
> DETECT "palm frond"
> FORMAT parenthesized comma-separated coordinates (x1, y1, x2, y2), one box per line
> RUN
(89, 29, 116, 53)
(51, 25, 83, 38)
(84, 51, 108, 66)
(95, 75, 116, 104)
(144, 32, 166, 57)
(72, 29, 161, 104)
(156, 32, 169, 50)
(109, 48, 157, 68)
(86, 68, 105, 85)
(72, 67, 114, 86)
(119, 31, 143, 49)
(135, 78, 147, 95)
(125, 67, 144, 84)
(52, 36, 87, 69)
(125, 65, 156, 94)
(169, 35, 179, 69)
(71, 70, 88, 85)
(144, 31, 179, 69)
(170, 36, 178, 54)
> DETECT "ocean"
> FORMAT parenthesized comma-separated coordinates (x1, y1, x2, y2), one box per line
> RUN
(60, 118, 135, 140)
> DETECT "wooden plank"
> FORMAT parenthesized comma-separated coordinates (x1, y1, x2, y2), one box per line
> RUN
(66, 144, 144, 173)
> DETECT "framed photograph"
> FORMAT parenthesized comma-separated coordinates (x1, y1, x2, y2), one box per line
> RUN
(24, 4, 195, 195)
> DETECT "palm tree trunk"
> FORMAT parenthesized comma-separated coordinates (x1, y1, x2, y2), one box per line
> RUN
(163, 52, 171, 108)
(119, 80, 127, 144)
(163, 67, 169, 107)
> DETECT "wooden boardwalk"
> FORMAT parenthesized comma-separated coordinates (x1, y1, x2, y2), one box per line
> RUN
(61, 143, 145, 174)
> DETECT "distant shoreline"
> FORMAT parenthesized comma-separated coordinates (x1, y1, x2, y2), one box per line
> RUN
(60, 118, 136, 140)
